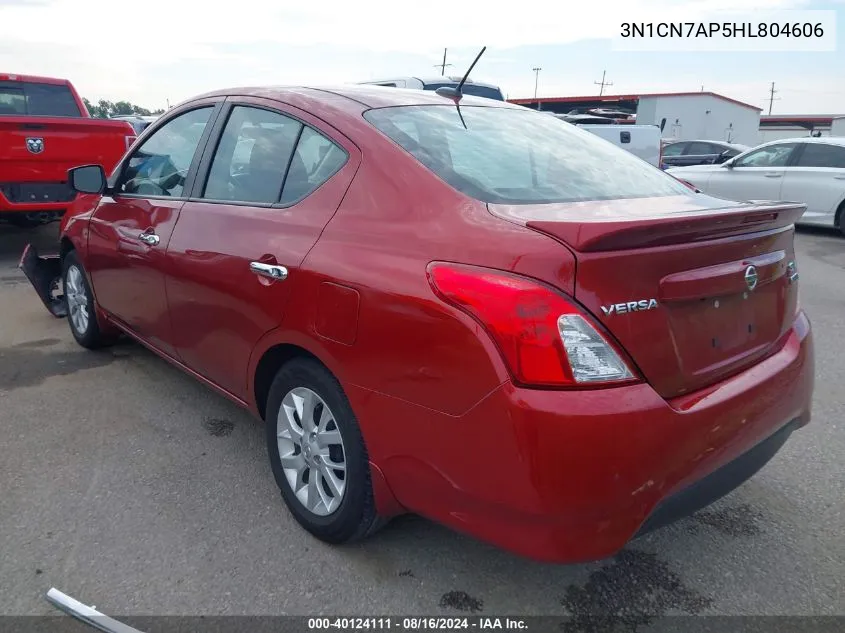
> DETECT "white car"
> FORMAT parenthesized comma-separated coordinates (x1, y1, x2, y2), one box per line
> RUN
(667, 137, 845, 235)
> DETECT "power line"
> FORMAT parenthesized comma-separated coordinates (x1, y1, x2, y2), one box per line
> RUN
(434, 48, 452, 76)
(594, 70, 613, 96)
(767, 81, 780, 115)
(532, 67, 542, 99)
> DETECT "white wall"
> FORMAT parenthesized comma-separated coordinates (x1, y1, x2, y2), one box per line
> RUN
(636, 95, 761, 146)
(832, 118, 845, 136)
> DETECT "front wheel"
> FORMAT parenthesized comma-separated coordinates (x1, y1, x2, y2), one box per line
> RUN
(266, 358, 384, 544)
(62, 251, 112, 349)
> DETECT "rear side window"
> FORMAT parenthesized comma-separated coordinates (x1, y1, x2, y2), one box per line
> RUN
(686, 142, 719, 155)
(795, 143, 845, 168)
(203, 106, 302, 204)
(661, 142, 685, 157)
(280, 126, 348, 205)
(0, 81, 81, 117)
(364, 105, 689, 204)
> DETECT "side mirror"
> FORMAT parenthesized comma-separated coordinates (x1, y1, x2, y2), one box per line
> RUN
(715, 150, 733, 164)
(722, 157, 736, 169)
(68, 164, 107, 194)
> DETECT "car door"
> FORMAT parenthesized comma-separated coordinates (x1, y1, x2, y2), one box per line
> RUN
(779, 142, 845, 227)
(704, 142, 798, 203)
(86, 101, 221, 357)
(165, 98, 360, 398)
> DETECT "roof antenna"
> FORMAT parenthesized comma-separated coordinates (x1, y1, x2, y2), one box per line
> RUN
(435, 46, 487, 129)
(435, 46, 487, 101)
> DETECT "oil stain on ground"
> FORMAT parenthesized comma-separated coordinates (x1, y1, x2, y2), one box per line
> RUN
(692, 503, 763, 537)
(439, 590, 484, 613)
(0, 343, 127, 391)
(202, 417, 235, 437)
(560, 549, 712, 633)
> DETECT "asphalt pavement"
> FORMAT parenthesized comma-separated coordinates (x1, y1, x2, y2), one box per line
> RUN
(0, 221, 843, 624)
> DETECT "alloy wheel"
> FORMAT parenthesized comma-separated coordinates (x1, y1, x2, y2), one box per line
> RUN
(277, 387, 347, 516)
(65, 265, 90, 335)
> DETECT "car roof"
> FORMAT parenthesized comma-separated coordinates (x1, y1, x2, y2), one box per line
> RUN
(183, 84, 517, 113)
(764, 136, 845, 147)
(665, 139, 746, 146)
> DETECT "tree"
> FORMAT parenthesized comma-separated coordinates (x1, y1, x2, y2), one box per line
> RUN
(82, 97, 162, 118)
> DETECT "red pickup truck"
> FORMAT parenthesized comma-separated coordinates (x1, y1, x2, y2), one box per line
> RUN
(0, 73, 137, 227)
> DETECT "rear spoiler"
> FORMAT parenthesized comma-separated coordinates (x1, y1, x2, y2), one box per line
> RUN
(515, 201, 807, 252)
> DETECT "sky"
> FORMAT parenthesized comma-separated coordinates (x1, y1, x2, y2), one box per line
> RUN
(0, 0, 843, 115)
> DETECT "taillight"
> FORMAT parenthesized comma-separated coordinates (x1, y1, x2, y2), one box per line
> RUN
(426, 262, 638, 388)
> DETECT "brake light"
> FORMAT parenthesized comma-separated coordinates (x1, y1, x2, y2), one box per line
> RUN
(426, 262, 637, 387)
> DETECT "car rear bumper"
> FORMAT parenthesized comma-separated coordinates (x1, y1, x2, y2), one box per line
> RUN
(358, 310, 814, 563)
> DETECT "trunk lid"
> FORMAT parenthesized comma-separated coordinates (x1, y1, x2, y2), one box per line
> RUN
(0, 117, 133, 182)
(489, 194, 805, 399)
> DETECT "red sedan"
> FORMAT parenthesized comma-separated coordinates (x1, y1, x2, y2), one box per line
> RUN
(20, 85, 814, 563)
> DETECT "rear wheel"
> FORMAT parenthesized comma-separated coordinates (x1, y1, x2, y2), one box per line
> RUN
(837, 202, 845, 237)
(62, 251, 112, 349)
(265, 358, 383, 543)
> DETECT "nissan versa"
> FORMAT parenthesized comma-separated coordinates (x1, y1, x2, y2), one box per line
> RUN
(20, 85, 814, 563)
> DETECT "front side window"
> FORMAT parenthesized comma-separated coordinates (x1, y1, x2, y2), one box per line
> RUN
(364, 105, 690, 204)
(118, 107, 213, 197)
(203, 106, 302, 204)
(734, 143, 797, 168)
(795, 143, 845, 168)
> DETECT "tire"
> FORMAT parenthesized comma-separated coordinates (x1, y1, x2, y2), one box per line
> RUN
(837, 202, 845, 238)
(266, 357, 383, 544)
(61, 251, 112, 349)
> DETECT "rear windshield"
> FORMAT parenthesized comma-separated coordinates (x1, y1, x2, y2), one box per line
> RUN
(423, 83, 504, 101)
(364, 105, 689, 205)
(0, 81, 81, 117)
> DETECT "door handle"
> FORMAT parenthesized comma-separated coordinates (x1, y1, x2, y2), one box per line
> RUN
(764, 173, 782, 178)
(138, 232, 160, 246)
(250, 261, 288, 280)
(834, 175, 845, 180)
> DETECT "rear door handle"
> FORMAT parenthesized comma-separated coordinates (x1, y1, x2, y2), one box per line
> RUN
(250, 261, 288, 280)
(764, 173, 782, 178)
(834, 175, 845, 180)
(138, 232, 160, 246)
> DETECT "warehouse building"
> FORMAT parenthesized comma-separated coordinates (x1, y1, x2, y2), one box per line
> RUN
(510, 91, 763, 146)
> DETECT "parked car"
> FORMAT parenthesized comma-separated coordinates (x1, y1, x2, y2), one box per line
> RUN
(0, 73, 137, 227)
(667, 137, 845, 235)
(110, 114, 159, 135)
(358, 76, 504, 101)
(550, 114, 662, 167)
(661, 139, 750, 169)
(21, 85, 814, 564)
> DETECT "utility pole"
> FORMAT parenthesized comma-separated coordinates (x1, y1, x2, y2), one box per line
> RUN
(594, 70, 613, 96)
(767, 81, 779, 115)
(434, 48, 452, 76)
(532, 67, 542, 99)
